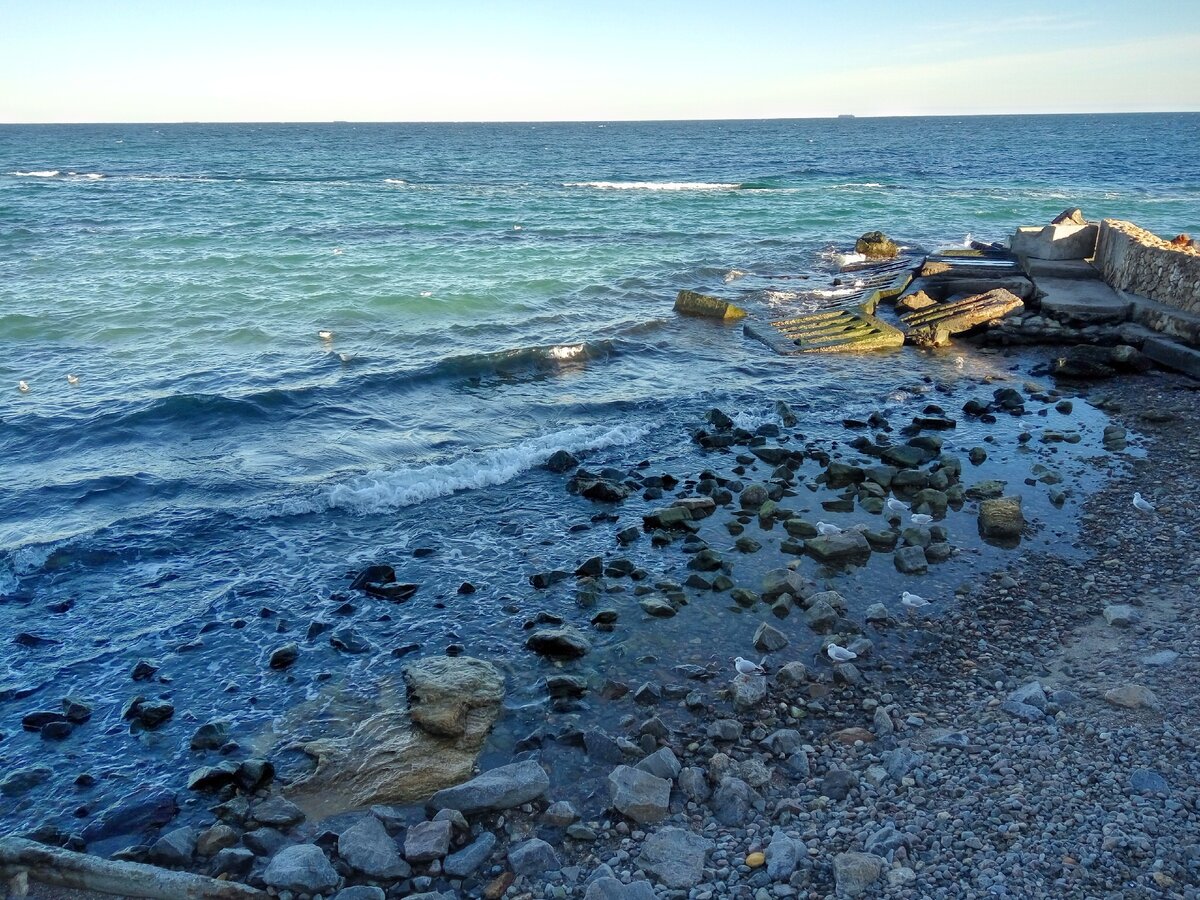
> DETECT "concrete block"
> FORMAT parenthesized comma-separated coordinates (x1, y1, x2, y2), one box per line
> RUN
(1010, 223, 1098, 261)
(1142, 337, 1200, 379)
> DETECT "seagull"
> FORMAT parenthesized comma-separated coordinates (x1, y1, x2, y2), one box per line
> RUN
(734, 656, 766, 676)
(901, 591, 930, 610)
(18, 380, 30, 393)
(826, 643, 857, 663)
(886, 497, 909, 515)
(910, 513, 934, 525)
(816, 522, 841, 536)
(332, 248, 343, 255)
(318, 330, 334, 341)
(1132, 492, 1156, 513)
(66, 374, 79, 385)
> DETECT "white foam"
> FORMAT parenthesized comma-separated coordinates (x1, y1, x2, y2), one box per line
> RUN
(383, 178, 408, 185)
(9, 170, 59, 178)
(730, 408, 783, 431)
(67, 172, 104, 180)
(723, 269, 748, 283)
(0, 561, 17, 596)
(833, 182, 885, 189)
(547, 344, 585, 360)
(327, 422, 651, 513)
(563, 181, 741, 192)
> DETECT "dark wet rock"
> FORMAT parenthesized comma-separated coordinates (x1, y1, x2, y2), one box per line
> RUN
(1129, 768, 1170, 795)
(82, 787, 177, 841)
(821, 768, 859, 801)
(268, 642, 299, 669)
(263, 843, 341, 895)
(131, 659, 159, 681)
(576, 476, 631, 503)
(122, 697, 175, 729)
(527, 625, 591, 658)
(766, 832, 800, 879)
(339, 815, 409, 879)
(333, 888, 387, 900)
(243, 827, 289, 857)
(62, 697, 92, 724)
(187, 761, 240, 792)
(251, 796, 305, 828)
(190, 720, 230, 751)
(405, 818, 452, 862)
(855, 231, 898, 258)
(636, 747, 681, 781)
(330, 626, 372, 654)
(731, 673, 767, 708)
(429, 760, 549, 814)
(608, 765, 670, 823)
(529, 570, 570, 589)
(22, 711, 68, 732)
(775, 661, 808, 685)
(0, 766, 52, 797)
(444, 831, 497, 878)
(547, 674, 588, 699)
(639, 595, 676, 618)
(509, 837, 560, 876)
(236, 757, 275, 793)
(195, 823, 239, 857)
(211, 847, 255, 877)
(763, 728, 804, 756)
(881, 445, 930, 468)
(14, 632, 59, 648)
(545, 449, 579, 473)
(40, 720, 73, 740)
(805, 530, 871, 562)
(637, 826, 713, 888)
(894, 545, 929, 574)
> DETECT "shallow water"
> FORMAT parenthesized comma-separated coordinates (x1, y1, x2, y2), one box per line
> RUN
(0, 116, 1194, 840)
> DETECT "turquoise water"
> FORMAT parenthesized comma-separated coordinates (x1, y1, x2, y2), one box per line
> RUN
(1, 115, 1198, 838)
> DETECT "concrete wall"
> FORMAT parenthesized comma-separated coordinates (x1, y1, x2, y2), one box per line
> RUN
(1094, 219, 1200, 313)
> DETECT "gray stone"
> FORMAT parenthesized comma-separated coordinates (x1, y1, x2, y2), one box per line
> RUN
(333, 888, 387, 900)
(404, 818, 452, 862)
(1008, 681, 1046, 710)
(864, 602, 889, 623)
(753, 622, 789, 653)
(707, 719, 743, 741)
(338, 815, 408, 879)
(1103, 604, 1140, 627)
(804, 598, 838, 632)
(526, 625, 591, 658)
(893, 545, 928, 574)
(210, 848, 255, 877)
(637, 826, 713, 888)
(585, 877, 656, 900)
(508, 838, 560, 876)
(1129, 769, 1170, 794)
(1142, 650, 1179, 667)
(428, 759, 549, 814)
(149, 826, 197, 867)
(263, 844, 341, 895)
(542, 800, 578, 826)
(1104, 684, 1159, 709)
(712, 776, 756, 825)
(832, 852, 884, 897)
(243, 828, 287, 857)
(636, 746, 681, 781)
(443, 831, 497, 878)
(1001, 700, 1045, 723)
(882, 747, 923, 780)
(731, 673, 767, 708)
(820, 769, 858, 801)
(865, 825, 907, 856)
(978, 495, 1025, 539)
(251, 796, 305, 828)
(872, 706, 894, 737)
(775, 661, 807, 686)
(765, 832, 799, 879)
(678, 766, 710, 802)
(608, 765, 671, 823)
(763, 729, 803, 756)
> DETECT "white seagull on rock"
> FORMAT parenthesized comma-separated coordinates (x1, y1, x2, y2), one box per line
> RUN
(910, 513, 934, 525)
(886, 497, 909, 515)
(901, 591, 930, 610)
(826, 643, 857, 663)
(1132, 492, 1156, 513)
(816, 522, 841, 536)
(734, 656, 766, 676)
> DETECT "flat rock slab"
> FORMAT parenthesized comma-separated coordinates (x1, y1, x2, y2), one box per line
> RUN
(637, 827, 713, 888)
(749, 308, 905, 354)
(674, 290, 747, 320)
(901, 288, 1025, 347)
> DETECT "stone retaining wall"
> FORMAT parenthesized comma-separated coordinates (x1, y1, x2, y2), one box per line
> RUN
(1094, 219, 1200, 313)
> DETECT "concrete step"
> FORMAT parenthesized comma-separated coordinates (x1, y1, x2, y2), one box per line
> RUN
(1142, 336, 1200, 379)
(899, 288, 1025, 347)
(1037, 277, 1132, 325)
(1125, 292, 1200, 348)
(1022, 258, 1103, 280)
(747, 308, 905, 354)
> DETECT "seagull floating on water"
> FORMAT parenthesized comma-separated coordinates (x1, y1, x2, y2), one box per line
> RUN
(66, 374, 79, 385)
(18, 380, 30, 393)
(1132, 492, 1156, 513)
(734, 656, 766, 676)
(826, 643, 857, 663)
(910, 513, 934, 525)
(886, 497, 909, 514)
(318, 330, 334, 341)
(815, 522, 841, 536)
(901, 591, 930, 610)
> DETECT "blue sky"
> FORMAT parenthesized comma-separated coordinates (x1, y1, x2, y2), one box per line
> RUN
(3, 0, 1198, 121)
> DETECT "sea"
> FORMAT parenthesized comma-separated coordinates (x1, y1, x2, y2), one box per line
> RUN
(2, 114, 1199, 840)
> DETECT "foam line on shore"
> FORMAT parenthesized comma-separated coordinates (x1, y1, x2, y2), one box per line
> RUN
(326, 422, 650, 513)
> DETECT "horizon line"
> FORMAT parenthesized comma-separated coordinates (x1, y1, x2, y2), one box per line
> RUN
(2, 110, 1199, 127)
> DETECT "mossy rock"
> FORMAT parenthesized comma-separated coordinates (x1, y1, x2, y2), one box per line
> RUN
(855, 231, 899, 259)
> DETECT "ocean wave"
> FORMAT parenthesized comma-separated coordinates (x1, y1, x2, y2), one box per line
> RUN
(327, 422, 651, 513)
(383, 178, 408, 185)
(8, 170, 60, 178)
(563, 181, 742, 192)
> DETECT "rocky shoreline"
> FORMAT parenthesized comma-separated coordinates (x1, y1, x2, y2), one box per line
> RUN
(5, 353, 1198, 900)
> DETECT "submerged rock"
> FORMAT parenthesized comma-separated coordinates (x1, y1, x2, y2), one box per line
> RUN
(978, 495, 1025, 539)
(404, 656, 505, 739)
(855, 231, 899, 259)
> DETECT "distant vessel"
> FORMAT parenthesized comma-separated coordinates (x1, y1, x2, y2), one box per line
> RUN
(838, 114, 856, 119)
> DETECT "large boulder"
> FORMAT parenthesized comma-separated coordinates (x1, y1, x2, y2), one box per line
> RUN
(338, 816, 408, 879)
(978, 495, 1025, 540)
(429, 760, 550, 814)
(403, 656, 505, 739)
(855, 231, 899, 259)
(526, 626, 591, 659)
(285, 657, 504, 815)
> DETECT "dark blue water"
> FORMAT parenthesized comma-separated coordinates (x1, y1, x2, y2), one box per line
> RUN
(0, 115, 1195, 839)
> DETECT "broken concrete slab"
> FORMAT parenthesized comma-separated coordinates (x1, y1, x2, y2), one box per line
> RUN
(1037, 277, 1133, 326)
(674, 290, 747, 320)
(900, 288, 1025, 347)
(747, 309, 905, 354)
(1141, 336, 1200, 379)
(1011, 223, 1099, 260)
(1022, 258, 1103, 281)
